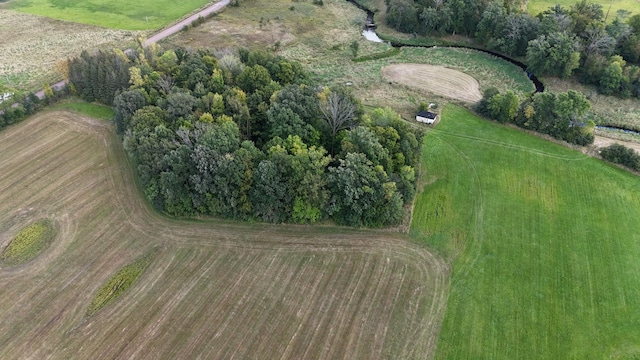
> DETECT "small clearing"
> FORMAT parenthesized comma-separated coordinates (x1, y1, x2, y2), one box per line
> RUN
(382, 64, 483, 103)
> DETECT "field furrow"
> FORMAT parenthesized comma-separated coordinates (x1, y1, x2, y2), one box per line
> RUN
(0, 111, 448, 359)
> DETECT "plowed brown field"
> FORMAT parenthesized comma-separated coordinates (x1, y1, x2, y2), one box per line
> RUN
(0, 111, 449, 359)
(382, 64, 483, 103)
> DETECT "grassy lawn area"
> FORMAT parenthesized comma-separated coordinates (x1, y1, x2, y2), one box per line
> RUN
(51, 99, 115, 120)
(526, 0, 640, 19)
(412, 105, 640, 358)
(6, 0, 213, 30)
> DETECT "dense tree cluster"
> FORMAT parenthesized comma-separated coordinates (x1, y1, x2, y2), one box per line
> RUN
(68, 47, 423, 227)
(381, 0, 640, 98)
(477, 88, 595, 145)
(69, 49, 132, 105)
(600, 143, 640, 170)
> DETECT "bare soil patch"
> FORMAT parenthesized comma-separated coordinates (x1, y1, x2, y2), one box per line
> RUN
(382, 64, 483, 103)
(593, 136, 640, 154)
(0, 111, 449, 359)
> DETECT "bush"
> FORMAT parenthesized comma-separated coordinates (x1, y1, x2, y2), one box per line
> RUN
(600, 144, 640, 171)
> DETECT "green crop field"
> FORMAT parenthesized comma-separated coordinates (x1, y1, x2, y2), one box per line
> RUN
(412, 105, 640, 359)
(5, 0, 213, 30)
(526, 0, 640, 19)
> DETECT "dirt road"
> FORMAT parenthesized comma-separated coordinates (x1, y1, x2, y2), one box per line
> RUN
(144, 0, 230, 47)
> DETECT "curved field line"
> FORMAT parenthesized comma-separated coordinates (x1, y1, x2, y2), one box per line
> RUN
(0, 111, 450, 359)
(430, 129, 588, 161)
(433, 135, 486, 281)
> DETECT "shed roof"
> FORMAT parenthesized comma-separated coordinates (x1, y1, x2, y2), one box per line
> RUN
(416, 110, 438, 119)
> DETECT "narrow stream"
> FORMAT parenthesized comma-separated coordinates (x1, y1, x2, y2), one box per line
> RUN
(596, 125, 640, 136)
(349, 0, 544, 93)
(347, 0, 640, 137)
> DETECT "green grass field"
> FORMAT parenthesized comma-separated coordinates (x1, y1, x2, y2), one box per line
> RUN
(527, 0, 640, 19)
(6, 0, 213, 30)
(52, 100, 115, 121)
(412, 105, 640, 358)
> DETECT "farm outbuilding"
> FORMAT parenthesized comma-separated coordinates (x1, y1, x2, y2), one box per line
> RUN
(416, 110, 438, 124)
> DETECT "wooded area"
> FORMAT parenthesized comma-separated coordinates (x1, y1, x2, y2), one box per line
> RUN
(67, 47, 423, 227)
(476, 87, 596, 145)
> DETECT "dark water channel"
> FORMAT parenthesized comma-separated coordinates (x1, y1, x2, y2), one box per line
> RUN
(348, 0, 544, 93)
(348, 0, 640, 137)
(596, 125, 640, 136)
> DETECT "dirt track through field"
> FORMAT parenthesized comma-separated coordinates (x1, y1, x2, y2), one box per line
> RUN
(0, 112, 449, 359)
(382, 64, 483, 103)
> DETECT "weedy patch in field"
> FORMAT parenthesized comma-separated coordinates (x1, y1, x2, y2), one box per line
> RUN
(86, 251, 155, 316)
(1, 219, 55, 265)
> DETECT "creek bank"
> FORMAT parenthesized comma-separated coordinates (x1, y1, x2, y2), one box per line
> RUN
(596, 125, 640, 136)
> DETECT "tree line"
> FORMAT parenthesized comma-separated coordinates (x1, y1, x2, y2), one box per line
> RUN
(68, 46, 424, 227)
(0, 85, 68, 131)
(383, 0, 640, 99)
(477, 88, 595, 145)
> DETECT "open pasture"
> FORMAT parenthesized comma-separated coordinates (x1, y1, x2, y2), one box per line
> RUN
(0, 110, 448, 359)
(526, 0, 640, 20)
(5, 0, 213, 30)
(412, 105, 640, 359)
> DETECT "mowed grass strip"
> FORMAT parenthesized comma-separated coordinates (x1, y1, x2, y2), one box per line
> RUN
(1, 219, 55, 265)
(86, 252, 154, 316)
(7, 0, 213, 30)
(413, 105, 640, 359)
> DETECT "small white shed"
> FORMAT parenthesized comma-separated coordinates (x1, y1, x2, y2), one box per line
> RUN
(416, 110, 438, 124)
